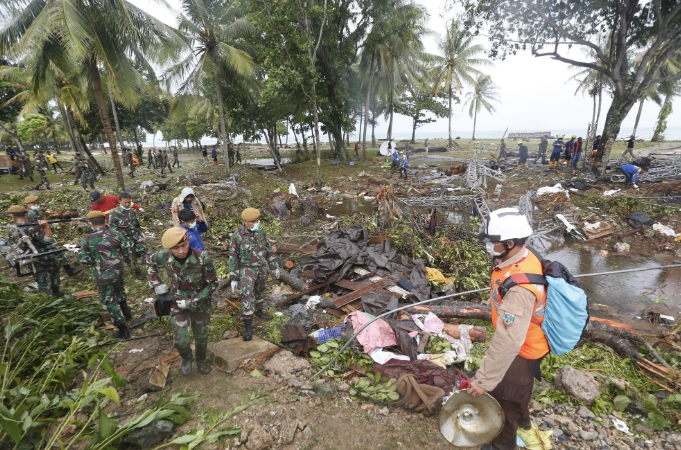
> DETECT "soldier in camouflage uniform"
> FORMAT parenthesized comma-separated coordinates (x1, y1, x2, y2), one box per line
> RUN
(109, 192, 147, 280)
(160, 149, 173, 174)
(78, 210, 132, 339)
(147, 148, 155, 169)
(7, 205, 63, 296)
(147, 227, 218, 375)
(78, 157, 95, 191)
(17, 153, 34, 182)
(124, 149, 135, 177)
(72, 153, 82, 185)
(34, 155, 51, 190)
(228, 208, 280, 341)
(172, 147, 180, 168)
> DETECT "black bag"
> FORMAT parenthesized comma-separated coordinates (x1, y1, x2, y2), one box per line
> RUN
(625, 211, 653, 229)
(154, 293, 173, 317)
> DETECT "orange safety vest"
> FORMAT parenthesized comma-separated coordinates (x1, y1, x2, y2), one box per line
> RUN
(490, 248, 550, 360)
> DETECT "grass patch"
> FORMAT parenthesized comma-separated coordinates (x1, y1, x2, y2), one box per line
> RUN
(259, 307, 288, 342)
(208, 311, 241, 342)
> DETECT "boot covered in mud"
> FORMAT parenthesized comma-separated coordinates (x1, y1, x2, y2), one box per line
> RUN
(243, 318, 253, 341)
(64, 264, 82, 277)
(179, 346, 193, 376)
(195, 342, 212, 374)
(119, 301, 133, 320)
(113, 324, 130, 339)
(255, 307, 272, 320)
(133, 264, 146, 280)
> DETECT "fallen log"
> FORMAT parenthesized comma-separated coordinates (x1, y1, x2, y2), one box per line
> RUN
(278, 270, 307, 292)
(404, 301, 492, 321)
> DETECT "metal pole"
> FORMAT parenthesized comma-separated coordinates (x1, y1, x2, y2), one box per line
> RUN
(310, 263, 681, 380)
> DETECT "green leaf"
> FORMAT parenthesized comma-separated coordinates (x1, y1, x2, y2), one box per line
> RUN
(250, 369, 263, 377)
(613, 395, 630, 412)
(0, 404, 22, 443)
(387, 392, 400, 402)
(309, 351, 321, 358)
(96, 387, 120, 405)
(317, 344, 329, 353)
(98, 411, 117, 438)
(327, 341, 339, 348)
(642, 394, 658, 411)
(349, 389, 357, 396)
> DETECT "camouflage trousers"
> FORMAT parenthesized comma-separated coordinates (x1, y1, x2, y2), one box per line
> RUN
(172, 157, 180, 168)
(160, 162, 173, 174)
(171, 308, 210, 352)
(81, 173, 95, 190)
(128, 164, 135, 177)
(35, 263, 61, 295)
(239, 266, 267, 319)
(36, 171, 50, 189)
(97, 278, 128, 326)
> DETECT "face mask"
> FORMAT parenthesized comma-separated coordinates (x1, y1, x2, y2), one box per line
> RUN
(252, 222, 260, 231)
(29, 205, 40, 211)
(485, 242, 504, 257)
(121, 205, 131, 211)
(187, 222, 197, 229)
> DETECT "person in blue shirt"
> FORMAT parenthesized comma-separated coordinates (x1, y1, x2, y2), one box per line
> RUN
(620, 163, 642, 190)
(178, 209, 209, 250)
(399, 152, 409, 179)
(391, 146, 399, 169)
(211, 146, 218, 165)
(563, 135, 576, 166)
(549, 135, 564, 167)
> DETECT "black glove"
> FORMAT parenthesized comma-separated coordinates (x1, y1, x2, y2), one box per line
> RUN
(154, 292, 173, 317)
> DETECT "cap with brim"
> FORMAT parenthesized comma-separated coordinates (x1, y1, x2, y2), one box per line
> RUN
(162, 227, 187, 249)
(241, 208, 261, 222)
(90, 191, 101, 201)
(24, 195, 39, 204)
(86, 211, 106, 219)
(8, 205, 28, 213)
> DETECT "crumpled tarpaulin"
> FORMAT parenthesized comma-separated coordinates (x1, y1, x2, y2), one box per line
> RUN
(373, 359, 468, 392)
(299, 225, 431, 300)
(347, 311, 397, 354)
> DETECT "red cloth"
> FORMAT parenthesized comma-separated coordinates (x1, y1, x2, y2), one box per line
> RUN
(91, 195, 140, 221)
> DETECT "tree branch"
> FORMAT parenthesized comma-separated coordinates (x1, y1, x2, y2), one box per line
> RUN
(531, 46, 612, 79)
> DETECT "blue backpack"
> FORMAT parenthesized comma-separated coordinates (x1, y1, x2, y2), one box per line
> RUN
(499, 249, 589, 355)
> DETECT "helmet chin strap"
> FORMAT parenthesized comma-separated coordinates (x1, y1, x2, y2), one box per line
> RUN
(497, 240, 513, 259)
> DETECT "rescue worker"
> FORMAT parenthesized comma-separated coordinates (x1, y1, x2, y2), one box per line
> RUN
(499, 139, 507, 159)
(124, 148, 135, 178)
(228, 144, 235, 166)
(516, 141, 529, 170)
(563, 135, 576, 166)
(622, 134, 636, 159)
(147, 148, 155, 169)
(72, 153, 82, 185)
(171, 187, 207, 227)
(178, 209, 208, 251)
(549, 135, 564, 167)
(211, 146, 218, 165)
(592, 135, 601, 160)
(391, 145, 399, 169)
(228, 208, 280, 341)
(201, 146, 209, 165)
(17, 153, 34, 182)
(469, 208, 547, 450)
(570, 137, 583, 169)
(172, 147, 181, 168)
(398, 152, 409, 179)
(354, 142, 360, 159)
(109, 192, 147, 280)
(78, 157, 95, 191)
(7, 205, 63, 296)
(535, 135, 548, 164)
(160, 149, 173, 174)
(78, 211, 132, 339)
(90, 191, 142, 222)
(236, 148, 242, 164)
(147, 227, 219, 375)
(24, 195, 82, 277)
(620, 163, 642, 190)
(46, 151, 64, 173)
(34, 154, 51, 190)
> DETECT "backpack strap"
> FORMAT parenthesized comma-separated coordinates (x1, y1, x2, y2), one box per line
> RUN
(499, 272, 548, 299)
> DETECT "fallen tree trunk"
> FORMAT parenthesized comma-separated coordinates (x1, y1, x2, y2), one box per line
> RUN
(278, 271, 308, 293)
(405, 301, 492, 321)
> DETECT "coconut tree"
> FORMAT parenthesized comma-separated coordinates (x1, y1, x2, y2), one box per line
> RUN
(0, 0, 182, 189)
(165, 0, 256, 174)
(430, 20, 491, 147)
(463, 75, 499, 140)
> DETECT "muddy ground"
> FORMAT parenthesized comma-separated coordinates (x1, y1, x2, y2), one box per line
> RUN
(4, 137, 681, 449)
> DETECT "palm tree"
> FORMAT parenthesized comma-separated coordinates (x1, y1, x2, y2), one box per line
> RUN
(166, 0, 256, 174)
(463, 75, 499, 140)
(0, 0, 182, 189)
(431, 20, 490, 147)
(651, 54, 681, 142)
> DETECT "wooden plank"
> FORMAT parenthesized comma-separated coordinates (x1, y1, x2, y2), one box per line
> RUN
(275, 244, 317, 255)
(333, 279, 389, 308)
(148, 361, 170, 391)
(334, 279, 373, 291)
(276, 275, 339, 307)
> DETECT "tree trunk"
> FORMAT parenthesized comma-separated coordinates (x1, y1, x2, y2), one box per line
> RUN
(371, 111, 376, 147)
(263, 126, 283, 171)
(632, 95, 645, 137)
(0, 123, 26, 153)
(411, 116, 417, 144)
(652, 94, 672, 142)
(387, 88, 394, 140)
(596, 77, 603, 131)
(132, 128, 143, 164)
(448, 85, 453, 147)
(472, 107, 478, 140)
(591, 91, 597, 130)
(108, 89, 125, 155)
(77, 130, 105, 176)
(593, 91, 639, 176)
(312, 87, 323, 187)
(88, 58, 124, 189)
(362, 54, 375, 160)
(58, 103, 78, 154)
(214, 70, 230, 175)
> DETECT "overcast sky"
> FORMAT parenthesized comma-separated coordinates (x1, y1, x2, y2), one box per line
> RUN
(130, 0, 681, 141)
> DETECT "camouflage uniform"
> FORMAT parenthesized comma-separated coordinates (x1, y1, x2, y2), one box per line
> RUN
(109, 205, 147, 266)
(7, 223, 61, 295)
(160, 149, 173, 174)
(147, 148, 156, 169)
(17, 154, 34, 182)
(228, 226, 278, 318)
(124, 150, 135, 177)
(72, 154, 82, 185)
(78, 160, 95, 190)
(147, 248, 218, 352)
(34, 158, 50, 190)
(28, 207, 71, 269)
(172, 148, 180, 167)
(78, 227, 131, 326)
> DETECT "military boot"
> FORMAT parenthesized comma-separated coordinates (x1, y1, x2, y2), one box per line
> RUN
(243, 318, 253, 341)
(64, 264, 82, 277)
(255, 307, 272, 320)
(195, 343, 212, 374)
(179, 346, 193, 376)
(113, 324, 130, 339)
(119, 301, 133, 320)
(133, 264, 146, 281)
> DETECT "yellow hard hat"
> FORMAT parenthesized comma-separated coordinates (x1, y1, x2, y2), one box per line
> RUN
(517, 141, 523, 146)
(571, 135, 577, 139)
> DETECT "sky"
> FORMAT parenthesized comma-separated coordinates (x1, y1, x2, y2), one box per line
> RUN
(129, 0, 681, 142)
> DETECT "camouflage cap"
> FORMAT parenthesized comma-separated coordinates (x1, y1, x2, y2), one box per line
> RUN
(24, 195, 39, 204)
(161, 227, 187, 249)
(241, 208, 261, 222)
(8, 205, 28, 213)
(86, 211, 106, 219)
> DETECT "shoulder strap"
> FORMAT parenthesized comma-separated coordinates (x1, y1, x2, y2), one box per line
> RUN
(499, 272, 548, 299)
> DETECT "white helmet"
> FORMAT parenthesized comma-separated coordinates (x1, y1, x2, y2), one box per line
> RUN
(480, 208, 533, 242)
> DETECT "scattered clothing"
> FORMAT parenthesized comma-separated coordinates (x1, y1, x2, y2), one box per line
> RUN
(347, 311, 398, 355)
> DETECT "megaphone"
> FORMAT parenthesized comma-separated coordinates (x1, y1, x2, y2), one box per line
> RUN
(439, 389, 504, 448)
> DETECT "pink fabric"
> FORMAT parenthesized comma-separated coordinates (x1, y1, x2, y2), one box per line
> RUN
(347, 311, 398, 354)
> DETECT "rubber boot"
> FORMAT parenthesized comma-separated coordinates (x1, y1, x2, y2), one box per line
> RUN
(64, 264, 82, 277)
(255, 307, 272, 320)
(243, 318, 253, 341)
(119, 301, 133, 320)
(195, 343, 212, 374)
(179, 346, 193, 376)
(52, 289, 65, 298)
(113, 324, 131, 339)
(133, 264, 146, 280)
